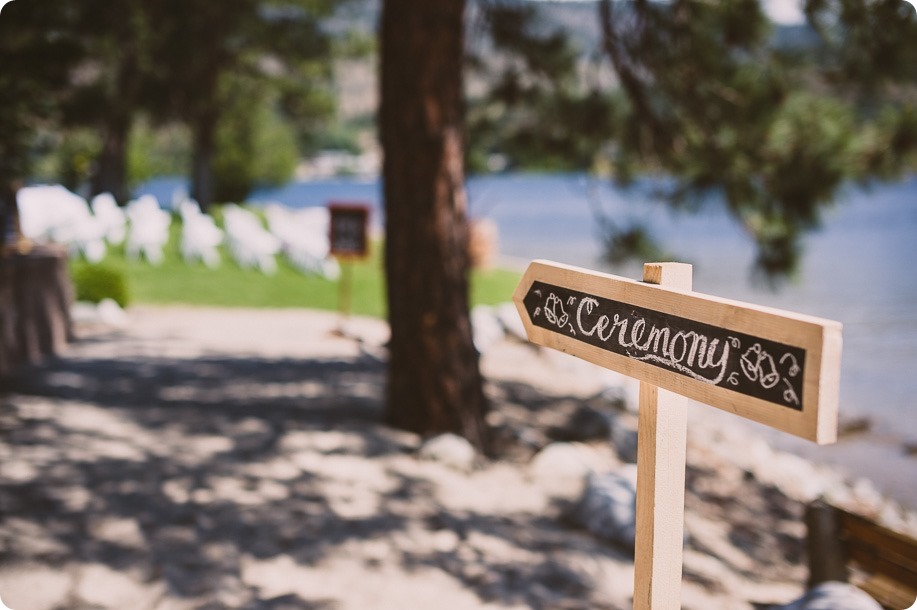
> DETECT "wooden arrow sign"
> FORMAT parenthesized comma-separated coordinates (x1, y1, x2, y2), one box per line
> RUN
(513, 260, 843, 444)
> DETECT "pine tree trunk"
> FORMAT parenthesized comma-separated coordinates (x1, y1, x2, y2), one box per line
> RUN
(379, 0, 489, 450)
(191, 114, 216, 210)
(92, 112, 131, 204)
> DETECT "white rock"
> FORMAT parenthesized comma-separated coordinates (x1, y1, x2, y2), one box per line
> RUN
(418, 433, 476, 472)
(571, 466, 639, 549)
(0, 564, 73, 610)
(773, 581, 882, 610)
(97, 298, 128, 328)
(495, 302, 527, 341)
(850, 478, 884, 511)
(472, 305, 505, 354)
(609, 412, 639, 464)
(71, 301, 100, 324)
(529, 442, 594, 482)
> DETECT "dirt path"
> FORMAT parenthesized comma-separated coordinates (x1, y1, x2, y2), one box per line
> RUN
(0, 306, 900, 609)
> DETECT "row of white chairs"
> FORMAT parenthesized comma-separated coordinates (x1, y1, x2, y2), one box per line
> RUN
(16, 185, 341, 278)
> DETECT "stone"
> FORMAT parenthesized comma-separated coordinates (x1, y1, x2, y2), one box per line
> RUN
(495, 302, 527, 341)
(0, 564, 73, 610)
(529, 442, 593, 482)
(472, 305, 505, 354)
(547, 404, 611, 443)
(609, 412, 639, 464)
(76, 563, 162, 608)
(570, 466, 639, 550)
(97, 298, 129, 328)
(772, 582, 883, 610)
(71, 301, 100, 324)
(418, 434, 477, 472)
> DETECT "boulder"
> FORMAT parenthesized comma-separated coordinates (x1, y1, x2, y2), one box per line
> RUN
(471, 305, 505, 354)
(547, 404, 611, 443)
(609, 412, 639, 464)
(530, 442, 594, 482)
(495, 302, 527, 342)
(418, 434, 477, 472)
(97, 298, 129, 328)
(570, 466, 638, 550)
(773, 582, 882, 610)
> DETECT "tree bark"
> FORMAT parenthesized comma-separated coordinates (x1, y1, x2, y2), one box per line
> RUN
(92, 111, 131, 204)
(380, 0, 489, 450)
(191, 113, 217, 210)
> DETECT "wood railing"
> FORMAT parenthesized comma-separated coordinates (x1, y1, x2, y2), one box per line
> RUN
(806, 499, 917, 610)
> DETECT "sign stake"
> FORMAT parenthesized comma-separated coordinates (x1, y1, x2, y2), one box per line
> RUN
(328, 202, 370, 336)
(634, 263, 692, 610)
(513, 258, 843, 609)
(338, 257, 354, 322)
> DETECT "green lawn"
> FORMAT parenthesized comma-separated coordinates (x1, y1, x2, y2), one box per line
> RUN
(69, 214, 521, 318)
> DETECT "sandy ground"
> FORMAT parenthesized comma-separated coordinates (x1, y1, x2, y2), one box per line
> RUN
(0, 306, 912, 610)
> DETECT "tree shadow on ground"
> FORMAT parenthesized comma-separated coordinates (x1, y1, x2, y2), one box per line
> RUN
(0, 344, 633, 610)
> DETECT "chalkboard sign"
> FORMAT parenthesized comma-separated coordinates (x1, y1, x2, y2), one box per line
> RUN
(514, 260, 845, 609)
(523, 280, 806, 410)
(514, 260, 842, 443)
(328, 203, 370, 258)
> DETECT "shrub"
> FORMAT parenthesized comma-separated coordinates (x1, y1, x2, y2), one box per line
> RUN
(71, 263, 130, 307)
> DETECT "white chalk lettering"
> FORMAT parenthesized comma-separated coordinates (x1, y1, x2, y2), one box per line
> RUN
(573, 295, 732, 385)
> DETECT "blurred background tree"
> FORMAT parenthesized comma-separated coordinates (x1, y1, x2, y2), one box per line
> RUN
(0, 0, 82, 248)
(144, 0, 343, 208)
(1, 0, 354, 211)
(2, 0, 915, 442)
(464, 0, 916, 279)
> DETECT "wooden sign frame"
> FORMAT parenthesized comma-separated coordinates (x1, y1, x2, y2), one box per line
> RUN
(328, 202, 371, 259)
(514, 260, 843, 444)
(515, 260, 843, 609)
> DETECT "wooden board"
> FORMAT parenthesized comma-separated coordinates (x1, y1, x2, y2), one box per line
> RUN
(633, 263, 691, 610)
(513, 260, 843, 444)
(328, 202, 370, 258)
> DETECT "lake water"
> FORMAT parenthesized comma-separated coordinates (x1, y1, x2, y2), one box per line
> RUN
(139, 173, 917, 443)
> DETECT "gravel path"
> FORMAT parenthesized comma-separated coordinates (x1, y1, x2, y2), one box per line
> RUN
(0, 306, 911, 610)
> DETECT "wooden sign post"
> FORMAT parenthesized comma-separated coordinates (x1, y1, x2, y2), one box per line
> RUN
(328, 202, 370, 323)
(513, 260, 843, 609)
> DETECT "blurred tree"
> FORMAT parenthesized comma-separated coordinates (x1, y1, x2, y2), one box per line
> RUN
(466, 1, 611, 172)
(596, 0, 831, 276)
(380, 0, 490, 449)
(465, 0, 915, 279)
(803, 0, 917, 178)
(62, 0, 155, 203)
(212, 75, 299, 203)
(595, 0, 916, 278)
(146, 0, 341, 208)
(126, 121, 191, 187)
(0, 0, 82, 248)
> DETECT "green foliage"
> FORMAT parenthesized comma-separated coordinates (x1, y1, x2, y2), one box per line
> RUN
(213, 79, 298, 202)
(601, 224, 670, 267)
(805, 0, 917, 92)
(71, 263, 131, 307)
(466, 0, 916, 279)
(331, 28, 376, 59)
(144, 0, 345, 206)
(31, 128, 102, 191)
(127, 121, 191, 186)
(467, 0, 594, 172)
(593, 0, 917, 278)
(300, 117, 364, 157)
(0, 0, 83, 187)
